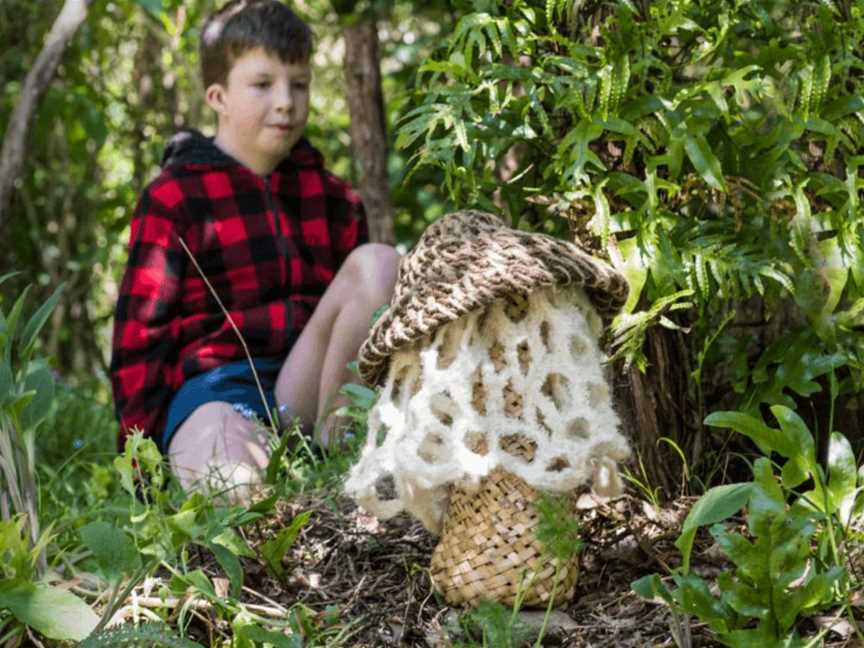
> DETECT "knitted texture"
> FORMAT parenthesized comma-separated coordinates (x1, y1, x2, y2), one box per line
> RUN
(357, 210, 629, 387)
(344, 286, 630, 533)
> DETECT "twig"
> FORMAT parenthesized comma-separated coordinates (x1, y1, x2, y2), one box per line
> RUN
(176, 236, 278, 433)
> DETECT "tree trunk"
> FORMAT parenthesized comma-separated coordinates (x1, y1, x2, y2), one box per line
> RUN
(613, 326, 692, 497)
(0, 0, 92, 229)
(342, 19, 395, 245)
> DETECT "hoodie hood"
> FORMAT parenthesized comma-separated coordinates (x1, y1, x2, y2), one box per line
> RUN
(160, 129, 325, 171)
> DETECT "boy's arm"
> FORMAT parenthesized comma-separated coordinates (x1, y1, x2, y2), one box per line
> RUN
(110, 185, 186, 449)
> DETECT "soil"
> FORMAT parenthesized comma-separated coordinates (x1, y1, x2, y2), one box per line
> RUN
(185, 492, 863, 647)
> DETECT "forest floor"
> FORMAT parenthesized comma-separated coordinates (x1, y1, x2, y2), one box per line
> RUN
(172, 491, 863, 647)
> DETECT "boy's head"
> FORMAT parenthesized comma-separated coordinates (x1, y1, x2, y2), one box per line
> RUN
(201, 1, 315, 174)
(200, 0, 313, 88)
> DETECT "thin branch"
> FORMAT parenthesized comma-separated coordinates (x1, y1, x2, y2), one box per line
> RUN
(0, 0, 92, 227)
(176, 236, 279, 432)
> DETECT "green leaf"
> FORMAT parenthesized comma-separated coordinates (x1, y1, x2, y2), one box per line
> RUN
(206, 542, 243, 597)
(211, 528, 256, 559)
(235, 624, 302, 648)
(0, 581, 99, 641)
(134, 0, 162, 19)
(183, 569, 217, 599)
(704, 411, 783, 457)
(631, 574, 673, 604)
(18, 284, 63, 356)
(684, 133, 727, 192)
(19, 364, 55, 431)
(769, 406, 817, 472)
(339, 383, 377, 410)
(672, 574, 731, 633)
(747, 458, 785, 538)
(826, 432, 857, 522)
(0, 360, 12, 406)
(676, 482, 752, 573)
(822, 95, 864, 120)
(4, 286, 32, 358)
(259, 511, 312, 578)
(79, 521, 141, 583)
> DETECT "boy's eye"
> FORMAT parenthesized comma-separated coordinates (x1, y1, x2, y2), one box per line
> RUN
(253, 81, 270, 89)
(293, 81, 309, 90)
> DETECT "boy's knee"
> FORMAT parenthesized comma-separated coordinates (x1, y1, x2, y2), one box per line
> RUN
(342, 243, 400, 295)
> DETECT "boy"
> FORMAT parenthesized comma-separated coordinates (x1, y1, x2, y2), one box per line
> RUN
(110, 0, 400, 501)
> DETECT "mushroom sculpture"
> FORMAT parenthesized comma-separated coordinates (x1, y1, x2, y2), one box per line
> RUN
(345, 210, 631, 607)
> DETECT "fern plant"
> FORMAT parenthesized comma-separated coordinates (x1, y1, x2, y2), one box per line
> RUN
(396, 0, 864, 483)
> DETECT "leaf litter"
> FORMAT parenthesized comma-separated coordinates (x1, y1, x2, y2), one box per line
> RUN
(124, 491, 862, 647)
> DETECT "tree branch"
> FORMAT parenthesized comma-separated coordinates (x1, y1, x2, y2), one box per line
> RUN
(0, 0, 92, 229)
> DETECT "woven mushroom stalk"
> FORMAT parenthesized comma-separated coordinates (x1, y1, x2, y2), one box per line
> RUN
(345, 211, 631, 608)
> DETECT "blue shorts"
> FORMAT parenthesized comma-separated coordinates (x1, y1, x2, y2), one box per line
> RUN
(160, 356, 284, 453)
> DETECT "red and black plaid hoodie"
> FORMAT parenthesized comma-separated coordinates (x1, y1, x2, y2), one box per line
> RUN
(110, 130, 368, 448)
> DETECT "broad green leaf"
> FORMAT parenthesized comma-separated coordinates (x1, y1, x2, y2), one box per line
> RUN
(770, 406, 816, 470)
(259, 511, 312, 578)
(712, 526, 764, 584)
(826, 432, 857, 522)
(0, 360, 12, 405)
(777, 567, 844, 632)
(206, 542, 243, 597)
(20, 364, 54, 431)
(617, 237, 648, 313)
(211, 528, 256, 559)
(339, 383, 377, 410)
(80, 521, 141, 582)
(676, 482, 752, 573)
(4, 286, 32, 358)
(169, 508, 202, 541)
(672, 574, 730, 633)
(0, 581, 98, 641)
(822, 95, 864, 120)
(704, 411, 782, 457)
(235, 623, 301, 648)
(19, 284, 63, 356)
(183, 569, 217, 599)
(747, 459, 785, 538)
(631, 574, 673, 604)
(134, 0, 162, 19)
(684, 133, 727, 192)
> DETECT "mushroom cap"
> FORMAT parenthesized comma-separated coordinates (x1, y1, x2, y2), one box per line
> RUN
(358, 210, 629, 386)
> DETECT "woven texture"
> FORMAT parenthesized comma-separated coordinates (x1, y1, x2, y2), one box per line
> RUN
(430, 467, 580, 608)
(344, 286, 630, 534)
(358, 210, 629, 386)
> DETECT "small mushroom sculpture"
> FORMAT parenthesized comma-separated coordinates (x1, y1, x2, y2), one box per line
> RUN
(345, 210, 631, 607)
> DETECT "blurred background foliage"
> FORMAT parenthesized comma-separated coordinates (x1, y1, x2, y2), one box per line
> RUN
(2, 0, 864, 495)
(0, 0, 454, 399)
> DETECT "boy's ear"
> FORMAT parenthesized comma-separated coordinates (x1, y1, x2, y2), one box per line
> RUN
(205, 83, 229, 116)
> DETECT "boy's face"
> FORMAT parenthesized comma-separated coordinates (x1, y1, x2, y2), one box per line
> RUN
(207, 47, 311, 175)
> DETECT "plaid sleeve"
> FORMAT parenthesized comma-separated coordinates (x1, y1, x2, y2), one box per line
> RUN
(326, 174, 369, 268)
(110, 182, 186, 448)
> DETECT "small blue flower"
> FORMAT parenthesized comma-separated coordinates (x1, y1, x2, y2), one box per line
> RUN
(72, 439, 84, 450)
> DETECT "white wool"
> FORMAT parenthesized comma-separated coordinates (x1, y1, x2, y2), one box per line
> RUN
(344, 286, 630, 533)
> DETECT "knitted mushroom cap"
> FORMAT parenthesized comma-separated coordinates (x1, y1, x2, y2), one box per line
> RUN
(358, 210, 629, 386)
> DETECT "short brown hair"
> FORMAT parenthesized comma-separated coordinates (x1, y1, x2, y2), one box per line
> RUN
(200, 0, 314, 88)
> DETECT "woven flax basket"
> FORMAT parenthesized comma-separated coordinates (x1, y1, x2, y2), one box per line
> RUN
(354, 211, 628, 609)
(429, 439, 580, 608)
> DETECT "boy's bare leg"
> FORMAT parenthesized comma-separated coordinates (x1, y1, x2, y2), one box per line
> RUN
(275, 243, 400, 446)
(168, 401, 270, 503)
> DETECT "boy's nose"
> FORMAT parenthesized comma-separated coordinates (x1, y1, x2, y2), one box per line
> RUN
(274, 86, 293, 112)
